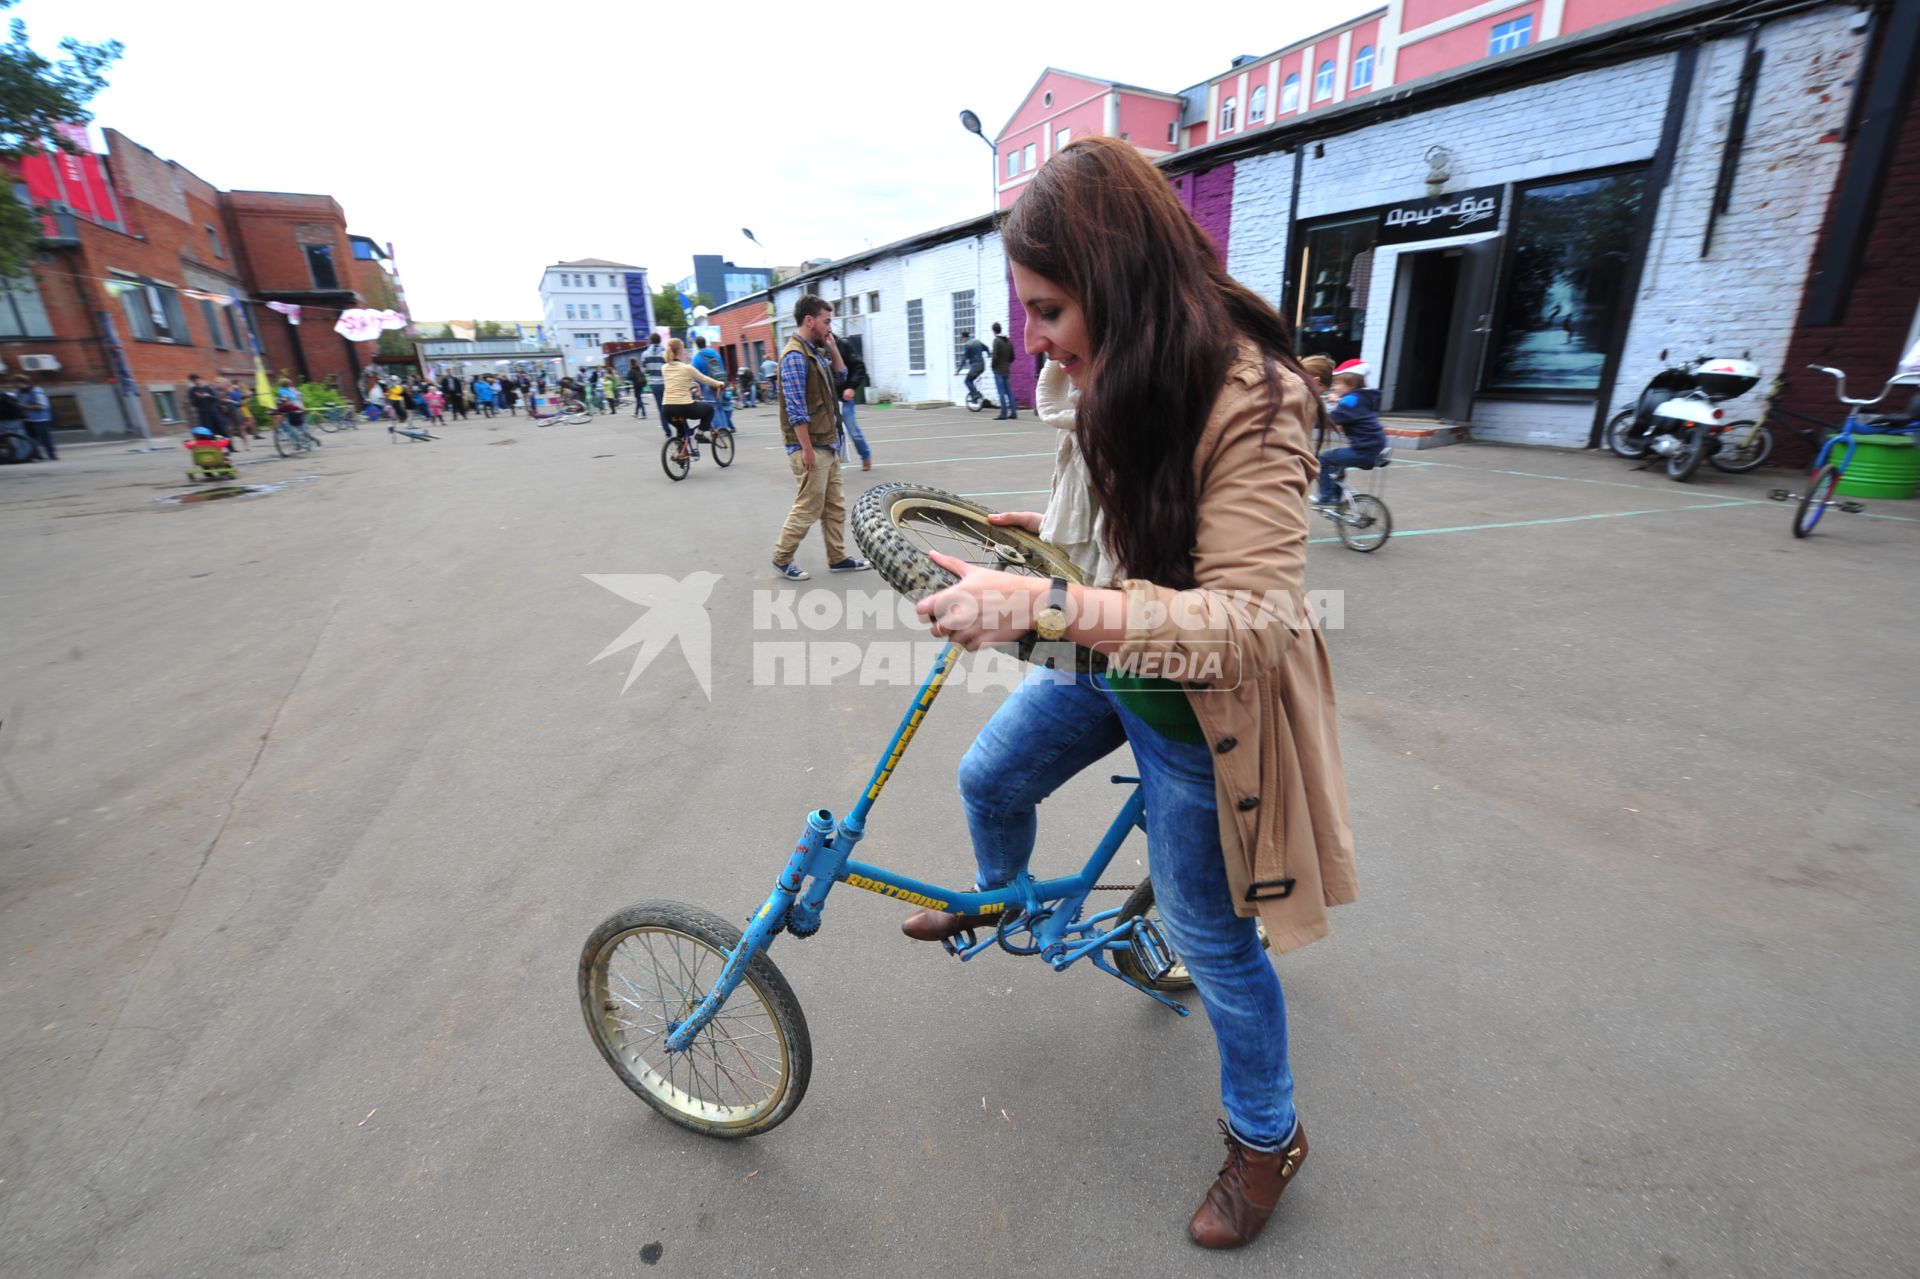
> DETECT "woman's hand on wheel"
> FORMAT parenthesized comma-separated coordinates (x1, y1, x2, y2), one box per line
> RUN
(986, 510, 1044, 534)
(917, 554, 1042, 650)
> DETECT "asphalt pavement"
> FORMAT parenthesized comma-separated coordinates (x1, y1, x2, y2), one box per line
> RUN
(1, 402, 1916, 1277)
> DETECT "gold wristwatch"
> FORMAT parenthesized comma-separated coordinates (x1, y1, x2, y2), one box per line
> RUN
(1035, 576, 1070, 642)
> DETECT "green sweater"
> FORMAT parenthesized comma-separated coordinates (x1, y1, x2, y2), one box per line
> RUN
(1104, 673, 1206, 744)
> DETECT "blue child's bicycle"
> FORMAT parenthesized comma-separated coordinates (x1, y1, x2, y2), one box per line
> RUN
(579, 483, 1257, 1136)
(1767, 363, 1920, 537)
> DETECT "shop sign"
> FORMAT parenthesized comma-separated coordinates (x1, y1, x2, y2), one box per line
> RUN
(1376, 185, 1504, 245)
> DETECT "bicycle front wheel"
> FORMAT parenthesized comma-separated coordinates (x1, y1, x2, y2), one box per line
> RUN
(1708, 422, 1772, 473)
(273, 424, 294, 457)
(1338, 494, 1392, 552)
(711, 431, 735, 468)
(1793, 465, 1841, 538)
(580, 901, 811, 1138)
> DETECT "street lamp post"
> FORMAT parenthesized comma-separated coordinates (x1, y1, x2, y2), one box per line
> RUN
(959, 109, 997, 212)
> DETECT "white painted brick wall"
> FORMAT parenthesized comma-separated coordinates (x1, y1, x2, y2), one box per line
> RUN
(1611, 7, 1860, 427)
(1226, 152, 1294, 305)
(772, 233, 1007, 405)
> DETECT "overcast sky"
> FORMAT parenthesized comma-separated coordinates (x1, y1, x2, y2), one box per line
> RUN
(35, 1, 1330, 319)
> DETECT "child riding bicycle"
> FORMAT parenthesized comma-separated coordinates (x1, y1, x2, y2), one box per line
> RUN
(1311, 360, 1385, 507)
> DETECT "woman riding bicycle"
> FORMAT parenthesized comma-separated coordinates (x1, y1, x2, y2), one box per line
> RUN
(660, 337, 725, 462)
(907, 137, 1357, 1251)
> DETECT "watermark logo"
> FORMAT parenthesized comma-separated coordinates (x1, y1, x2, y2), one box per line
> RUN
(589, 577, 1345, 697)
(585, 572, 721, 698)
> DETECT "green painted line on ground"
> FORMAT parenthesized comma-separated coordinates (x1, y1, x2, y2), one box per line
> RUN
(761, 428, 1040, 451)
(1305, 499, 1761, 544)
(867, 451, 1055, 468)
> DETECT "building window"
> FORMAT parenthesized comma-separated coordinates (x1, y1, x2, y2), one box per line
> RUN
(206, 226, 223, 259)
(304, 244, 339, 289)
(1352, 45, 1375, 88)
(1056, 128, 1070, 150)
(116, 277, 190, 343)
(1490, 15, 1533, 54)
(227, 306, 247, 350)
(850, 294, 861, 316)
(1291, 215, 1377, 365)
(201, 298, 227, 349)
(1249, 85, 1268, 123)
(151, 389, 180, 422)
(1314, 60, 1335, 101)
(0, 275, 54, 337)
(906, 299, 925, 371)
(1168, 121, 1178, 144)
(1281, 73, 1301, 112)
(591, 303, 602, 319)
(613, 303, 622, 320)
(589, 274, 598, 287)
(1043, 90, 1053, 107)
(1007, 151, 1019, 178)
(1489, 168, 1647, 392)
(1220, 96, 1237, 131)
(950, 289, 977, 370)
(1023, 143, 1036, 170)
(868, 292, 881, 312)
(566, 303, 577, 320)
(832, 298, 845, 317)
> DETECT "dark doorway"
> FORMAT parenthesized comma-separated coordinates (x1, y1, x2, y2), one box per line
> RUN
(1389, 249, 1461, 412)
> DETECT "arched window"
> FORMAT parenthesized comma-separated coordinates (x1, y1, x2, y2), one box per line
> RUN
(1281, 73, 1301, 113)
(1220, 95, 1237, 131)
(1314, 60, 1335, 100)
(1351, 45, 1374, 89)
(1249, 84, 1269, 123)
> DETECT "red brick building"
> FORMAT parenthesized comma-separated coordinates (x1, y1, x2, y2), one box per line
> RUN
(1, 129, 405, 440)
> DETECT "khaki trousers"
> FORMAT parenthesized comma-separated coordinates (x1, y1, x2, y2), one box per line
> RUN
(773, 449, 847, 566)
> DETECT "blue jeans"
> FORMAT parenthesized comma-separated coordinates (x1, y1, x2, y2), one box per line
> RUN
(705, 385, 734, 431)
(993, 371, 1016, 416)
(956, 668, 1297, 1150)
(840, 400, 871, 462)
(651, 385, 667, 435)
(1316, 446, 1381, 502)
(963, 368, 983, 401)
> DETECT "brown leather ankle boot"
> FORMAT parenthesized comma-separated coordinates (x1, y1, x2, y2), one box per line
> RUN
(1187, 1119, 1307, 1249)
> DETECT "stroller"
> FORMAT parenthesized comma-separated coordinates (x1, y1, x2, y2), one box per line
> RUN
(184, 427, 237, 481)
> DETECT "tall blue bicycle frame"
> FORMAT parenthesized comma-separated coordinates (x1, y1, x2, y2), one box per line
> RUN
(662, 642, 1182, 1052)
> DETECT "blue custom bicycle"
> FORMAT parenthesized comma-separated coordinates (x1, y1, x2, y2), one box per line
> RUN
(580, 484, 1243, 1137)
(1767, 363, 1920, 537)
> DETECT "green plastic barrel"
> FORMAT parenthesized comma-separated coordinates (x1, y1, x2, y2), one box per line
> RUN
(1835, 434, 1920, 499)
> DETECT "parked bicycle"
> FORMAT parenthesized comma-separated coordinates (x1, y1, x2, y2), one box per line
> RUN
(579, 483, 1258, 1136)
(315, 404, 360, 433)
(1767, 363, 1920, 537)
(532, 399, 592, 428)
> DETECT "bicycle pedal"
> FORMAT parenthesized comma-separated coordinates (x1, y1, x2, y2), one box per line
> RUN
(1767, 489, 1792, 502)
(1129, 918, 1176, 985)
(1840, 501, 1866, 513)
(941, 927, 980, 958)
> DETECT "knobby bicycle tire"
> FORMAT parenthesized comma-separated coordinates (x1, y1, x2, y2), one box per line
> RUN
(580, 900, 811, 1138)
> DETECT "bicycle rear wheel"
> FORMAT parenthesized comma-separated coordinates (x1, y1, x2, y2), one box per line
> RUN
(1112, 878, 1271, 992)
(1708, 422, 1771, 473)
(1337, 494, 1392, 552)
(273, 424, 294, 457)
(580, 901, 811, 1138)
(661, 435, 690, 481)
(1793, 464, 1841, 538)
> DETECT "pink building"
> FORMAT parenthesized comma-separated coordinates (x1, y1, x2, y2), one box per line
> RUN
(994, 0, 1676, 202)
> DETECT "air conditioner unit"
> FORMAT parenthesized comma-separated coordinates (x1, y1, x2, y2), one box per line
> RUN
(19, 355, 60, 372)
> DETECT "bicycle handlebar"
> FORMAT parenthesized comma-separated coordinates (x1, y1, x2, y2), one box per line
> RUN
(1806, 363, 1917, 407)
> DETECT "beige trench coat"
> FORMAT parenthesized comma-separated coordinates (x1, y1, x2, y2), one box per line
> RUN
(1103, 350, 1358, 953)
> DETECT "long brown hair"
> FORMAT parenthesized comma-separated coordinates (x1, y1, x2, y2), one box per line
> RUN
(1001, 136, 1322, 589)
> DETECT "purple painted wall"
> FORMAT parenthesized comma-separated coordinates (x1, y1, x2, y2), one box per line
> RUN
(1005, 160, 1236, 410)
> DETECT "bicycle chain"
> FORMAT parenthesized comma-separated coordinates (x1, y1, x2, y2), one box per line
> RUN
(1094, 883, 1138, 893)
